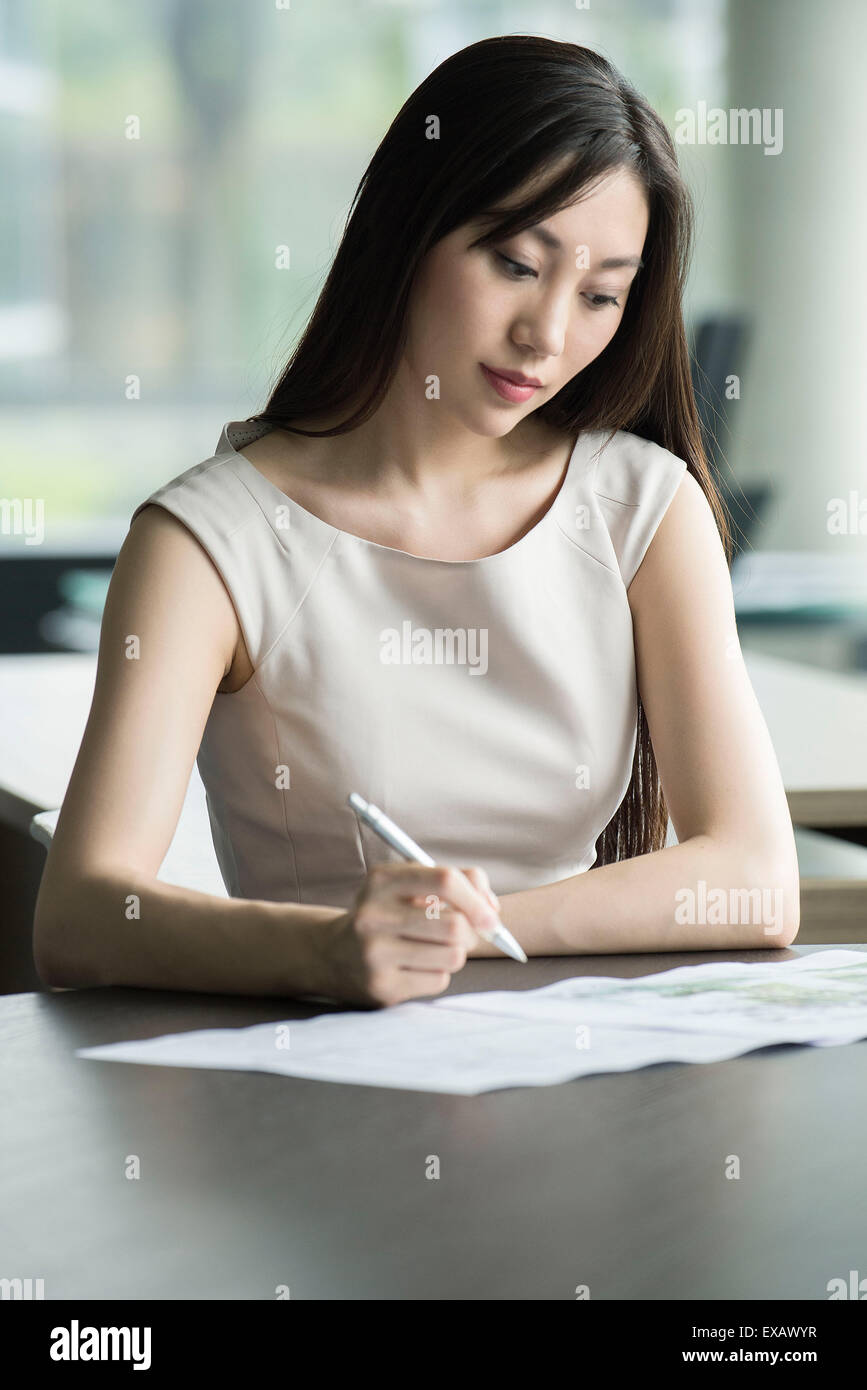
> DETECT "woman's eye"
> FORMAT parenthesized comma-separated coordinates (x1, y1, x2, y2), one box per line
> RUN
(584, 293, 621, 310)
(494, 253, 621, 310)
(494, 251, 537, 279)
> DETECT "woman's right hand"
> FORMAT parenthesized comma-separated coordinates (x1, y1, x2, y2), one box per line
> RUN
(318, 862, 502, 1007)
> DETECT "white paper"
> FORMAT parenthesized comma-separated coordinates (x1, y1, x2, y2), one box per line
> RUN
(436, 948, 867, 1042)
(76, 949, 867, 1096)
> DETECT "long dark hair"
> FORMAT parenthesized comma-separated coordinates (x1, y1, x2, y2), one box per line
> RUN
(247, 35, 732, 867)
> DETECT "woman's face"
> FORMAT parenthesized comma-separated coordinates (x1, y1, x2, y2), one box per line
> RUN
(403, 166, 650, 436)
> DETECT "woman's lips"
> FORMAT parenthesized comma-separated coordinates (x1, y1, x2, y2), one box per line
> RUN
(480, 363, 541, 403)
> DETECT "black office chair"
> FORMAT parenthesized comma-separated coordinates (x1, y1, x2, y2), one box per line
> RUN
(689, 314, 771, 557)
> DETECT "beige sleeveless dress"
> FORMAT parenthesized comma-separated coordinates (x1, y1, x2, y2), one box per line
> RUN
(129, 419, 686, 908)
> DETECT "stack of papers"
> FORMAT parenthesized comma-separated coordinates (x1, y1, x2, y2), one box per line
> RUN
(76, 950, 867, 1095)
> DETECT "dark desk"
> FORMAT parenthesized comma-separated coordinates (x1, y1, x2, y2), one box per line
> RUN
(2, 943, 865, 1300)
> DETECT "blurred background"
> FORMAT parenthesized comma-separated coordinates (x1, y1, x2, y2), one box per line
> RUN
(2, 0, 867, 988)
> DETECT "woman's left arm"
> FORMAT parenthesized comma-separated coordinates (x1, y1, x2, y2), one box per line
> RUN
(467, 470, 800, 957)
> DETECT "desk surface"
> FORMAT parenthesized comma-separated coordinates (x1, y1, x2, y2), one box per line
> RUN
(2, 942, 865, 1300)
(1, 649, 866, 834)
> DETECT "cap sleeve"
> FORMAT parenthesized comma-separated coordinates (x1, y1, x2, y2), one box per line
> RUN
(591, 430, 688, 589)
(129, 456, 274, 673)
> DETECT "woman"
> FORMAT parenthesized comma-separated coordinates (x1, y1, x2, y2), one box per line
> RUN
(34, 36, 799, 1007)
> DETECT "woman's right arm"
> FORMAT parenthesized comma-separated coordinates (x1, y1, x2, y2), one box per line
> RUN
(33, 504, 343, 999)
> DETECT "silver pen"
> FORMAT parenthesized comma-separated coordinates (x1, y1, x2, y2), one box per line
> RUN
(347, 792, 527, 963)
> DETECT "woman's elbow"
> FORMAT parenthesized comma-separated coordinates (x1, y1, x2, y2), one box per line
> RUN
(749, 845, 800, 948)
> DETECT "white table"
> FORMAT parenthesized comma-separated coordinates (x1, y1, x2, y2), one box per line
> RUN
(0, 652, 226, 897)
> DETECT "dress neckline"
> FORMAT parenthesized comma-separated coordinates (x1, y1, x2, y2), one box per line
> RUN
(219, 419, 588, 567)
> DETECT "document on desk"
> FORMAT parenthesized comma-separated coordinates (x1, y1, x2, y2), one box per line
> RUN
(76, 950, 867, 1095)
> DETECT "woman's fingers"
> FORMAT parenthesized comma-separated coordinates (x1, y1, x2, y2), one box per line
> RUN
(459, 865, 500, 913)
(365, 862, 500, 937)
